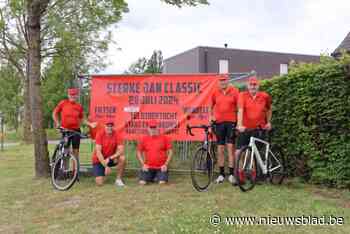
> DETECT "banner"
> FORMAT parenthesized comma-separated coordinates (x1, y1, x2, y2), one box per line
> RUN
(89, 74, 222, 141)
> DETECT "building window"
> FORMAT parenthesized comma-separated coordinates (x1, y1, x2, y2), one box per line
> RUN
(280, 64, 288, 75)
(219, 59, 229, 74)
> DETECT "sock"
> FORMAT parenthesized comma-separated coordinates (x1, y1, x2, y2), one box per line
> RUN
(219, 167, 225, 176)
(229, 167, 234, 175)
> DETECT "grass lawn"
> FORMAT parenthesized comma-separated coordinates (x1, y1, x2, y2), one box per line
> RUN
(1, 144, 350, 234)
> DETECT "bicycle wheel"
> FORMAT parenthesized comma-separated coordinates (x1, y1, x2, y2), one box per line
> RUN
(51, 153, 79, 191)
(236, 146, 256, 192)
(190, 147, 213, 192)
(50, 145, 59, 165)
(268, 145, 286, 185)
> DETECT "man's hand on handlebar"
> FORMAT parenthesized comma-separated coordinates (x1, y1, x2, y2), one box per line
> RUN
(237, 125, 246, 133)
(263, 122, 272, 131)
(209, 115, 215, 123)
(54, 121, 60, 129)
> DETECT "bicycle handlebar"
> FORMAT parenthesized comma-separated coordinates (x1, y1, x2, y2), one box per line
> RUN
(57, 127, 89, 139)
(186, 122, 217, 136)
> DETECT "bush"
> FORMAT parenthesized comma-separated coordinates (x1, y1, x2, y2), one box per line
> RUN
(260, 55, 350, 188)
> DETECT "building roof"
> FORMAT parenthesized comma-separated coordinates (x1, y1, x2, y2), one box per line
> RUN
(332, 32, 350, 57)
(164, 46, 320, 61)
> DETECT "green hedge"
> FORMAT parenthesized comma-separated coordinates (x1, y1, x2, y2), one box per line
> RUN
(260, 55, 350, 188)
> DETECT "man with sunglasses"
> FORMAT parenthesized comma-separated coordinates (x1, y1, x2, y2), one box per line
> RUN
(91, 122, 126, 187)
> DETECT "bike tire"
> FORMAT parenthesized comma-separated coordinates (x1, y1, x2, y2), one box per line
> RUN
(236, 146, 256, 192)
(190, 147, 213, 192)
(268, 145, 286, 185)
(50, 145, 59, 164)
(51, 153, 79, 191)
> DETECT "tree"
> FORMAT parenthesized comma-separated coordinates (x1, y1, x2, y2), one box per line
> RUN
(25, 0, 129, 177)
(0, 63, 23, 130)
(0, 3, 32, 142)
(0, 0, 129, 143)
(127, 50, 163, 74)
(3, 0, 209, 178)
(126, 57, 148, 74)
(145, 50, 163, 73)
(161, 0, 209, 7)
(41, 57, 74, 128)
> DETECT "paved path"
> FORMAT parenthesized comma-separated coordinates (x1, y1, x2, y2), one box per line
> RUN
(0, 139, 91, 149)
(1, 142, 20, 148)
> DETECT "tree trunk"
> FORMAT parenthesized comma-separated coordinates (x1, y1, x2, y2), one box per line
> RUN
(23, 73, 32, 143)
(27, 0, 50, 178)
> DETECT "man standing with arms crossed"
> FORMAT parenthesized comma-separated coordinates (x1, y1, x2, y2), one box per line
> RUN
(210, 75, 240, 184)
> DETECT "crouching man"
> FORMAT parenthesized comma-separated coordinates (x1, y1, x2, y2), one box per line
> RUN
(91, 122, 126, 187)
(137, 120, 173, 185)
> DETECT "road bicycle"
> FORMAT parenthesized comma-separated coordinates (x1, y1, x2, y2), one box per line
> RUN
(186, 122, 217, 192)
(235, 128, 286, 192)
(50, 127, 88, 191)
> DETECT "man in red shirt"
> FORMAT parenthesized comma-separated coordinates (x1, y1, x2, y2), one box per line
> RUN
(236, 76, 272, 149)
(210, 75, 239, 184)
(91, 122, 126, 186)
(137, 120, 173, 185)
(53, 88, 96, 158)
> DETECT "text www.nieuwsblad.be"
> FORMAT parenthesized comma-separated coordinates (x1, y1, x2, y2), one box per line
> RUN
(209, 213, 344, 226)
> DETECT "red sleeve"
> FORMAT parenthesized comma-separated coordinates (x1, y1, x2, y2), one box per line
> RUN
(233, 87, 240, 102)
(79, 105, 84, 119)
(116, 133, 124, 146)
(95, 131, 103, 145)
(211, 90, 216, 107)
(164, 136, 172, 150)
(53, 100, 65, 115)
(265, 93, 272, 110)
(137, 137, 145, 151)
(238, 92, 245, 109)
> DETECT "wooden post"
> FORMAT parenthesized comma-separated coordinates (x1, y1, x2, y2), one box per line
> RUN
(0, 113, 4, 151)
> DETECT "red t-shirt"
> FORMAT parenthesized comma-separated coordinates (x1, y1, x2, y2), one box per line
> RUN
(211, 86, 239, 123)
(137, 135, 172, 169)
(238, 91, 272, 129)
(92, 129, 124, 165)
(53, 99, 83, 130)
(89, 122, 105, 140)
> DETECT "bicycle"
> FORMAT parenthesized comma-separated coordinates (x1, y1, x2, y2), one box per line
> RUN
(235, 128, 286, 192)
(50, 127, 88, 191)
(186, 122, 217, 192)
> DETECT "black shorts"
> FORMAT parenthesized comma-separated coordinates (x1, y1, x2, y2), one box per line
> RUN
(236, 130, 268, 149)
(215, 122, 236, 145)
(64, 129, 81, 150)
(139, 169, 168, 182)
(92, 159, 117, 177)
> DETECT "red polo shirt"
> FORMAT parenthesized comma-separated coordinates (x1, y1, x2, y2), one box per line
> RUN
(238, 91, 272, 129)
(53, 99, 83, 130)
(92, 129, 124, 165)
(211, 85, 239, 123)
(137, 135, 172, 169)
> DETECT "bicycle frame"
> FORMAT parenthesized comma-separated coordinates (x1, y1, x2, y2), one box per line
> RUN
(244, 136, 282, 175)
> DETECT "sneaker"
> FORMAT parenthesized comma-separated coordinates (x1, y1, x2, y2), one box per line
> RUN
(115, 179, 125, 187)
(228, 175, 237, 185)
(215, 175, 225, 184)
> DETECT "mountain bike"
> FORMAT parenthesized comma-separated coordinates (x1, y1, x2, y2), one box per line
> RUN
(236, 128, 286, 192)
(186, 122, 217, 192)
(50, 127, 88, 191)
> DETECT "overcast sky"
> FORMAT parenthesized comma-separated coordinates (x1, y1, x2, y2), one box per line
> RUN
(100, 0, 350, 74)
